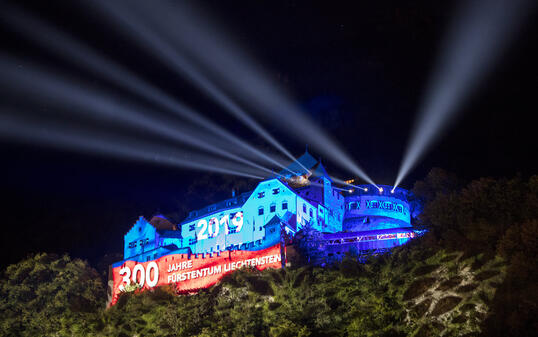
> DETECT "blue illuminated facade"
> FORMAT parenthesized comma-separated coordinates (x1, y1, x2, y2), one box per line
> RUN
(120, 151, 420, 264)
(344, 185, 412, 231)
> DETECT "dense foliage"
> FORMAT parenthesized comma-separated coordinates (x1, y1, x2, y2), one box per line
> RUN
(0, 253, 105, 336)
(1, 170, 536, 336)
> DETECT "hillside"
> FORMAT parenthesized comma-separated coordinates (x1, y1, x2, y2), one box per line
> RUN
(1, 170, 536, 336)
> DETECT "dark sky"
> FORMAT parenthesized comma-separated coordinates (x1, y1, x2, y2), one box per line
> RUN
(0, 0, 536, 268)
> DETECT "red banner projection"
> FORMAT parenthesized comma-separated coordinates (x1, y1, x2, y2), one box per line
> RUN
(110, 244, 283, 306)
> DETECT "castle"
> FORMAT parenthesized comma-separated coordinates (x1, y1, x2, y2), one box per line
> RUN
(108, 151, 420, 305)
(120, 151, 419, 263)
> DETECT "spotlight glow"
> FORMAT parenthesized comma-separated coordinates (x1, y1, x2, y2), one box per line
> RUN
(0, 113, 266, 180)
(92, 0, 307, 174)
(0, 6, 292, 174)
(394, 0, 534, 188)
(93, 0, 375, 186)
(331, 176, 368, 191)
(0, 57, 278, 177)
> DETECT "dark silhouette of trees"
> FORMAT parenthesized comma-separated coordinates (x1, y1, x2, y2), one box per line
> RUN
(0, 253, 104, 337)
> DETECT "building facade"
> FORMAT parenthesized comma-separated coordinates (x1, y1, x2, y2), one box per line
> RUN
(119, 151, 419, 263)
(109, 151, 423, 305)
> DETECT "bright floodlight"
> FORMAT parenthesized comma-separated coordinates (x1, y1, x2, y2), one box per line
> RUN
(92, 0, 308, 174)
(106, 0, 378, 187)
(393, 0, 533, 188)
(0, 113, 266, 180)
(378, 187, 383, 193)
(0, 6, 292, 173)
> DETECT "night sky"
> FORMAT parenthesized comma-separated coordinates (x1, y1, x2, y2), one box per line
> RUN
(0, 0, 536, 269)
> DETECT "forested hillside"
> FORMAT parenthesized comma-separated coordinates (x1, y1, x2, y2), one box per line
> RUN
(1, 170, 536, 337)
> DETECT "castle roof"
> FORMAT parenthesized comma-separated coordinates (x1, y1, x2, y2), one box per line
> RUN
(311, 161, 332, 182)
(279, 150, 318, 177)
(150, 214, 177, 231)
(181, 191, 252, 223)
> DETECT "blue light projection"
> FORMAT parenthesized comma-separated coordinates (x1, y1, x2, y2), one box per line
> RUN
(120, 154, 421, 264)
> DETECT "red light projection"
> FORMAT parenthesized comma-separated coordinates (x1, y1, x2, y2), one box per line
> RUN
(110, 244, 283, 306)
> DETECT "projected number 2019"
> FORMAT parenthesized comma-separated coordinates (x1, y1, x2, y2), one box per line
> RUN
(197, 212, 243, 241)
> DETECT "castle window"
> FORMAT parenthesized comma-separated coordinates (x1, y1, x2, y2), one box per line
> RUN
(309, 209, 313, 217)
(189, 238, 197, 245)
(303, 204, 306, 213)
(258, 192, 265, 198)
(282, 201, 288, 210)
(258, 207, 264, 215)
(270, 228, 276, 233)
(270, 204, 276, 213)
(272, 188, 280, 195)
(189, 224, 195, 231)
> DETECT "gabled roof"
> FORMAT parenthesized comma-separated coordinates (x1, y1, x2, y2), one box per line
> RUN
(281, 211, 297, 232)
(263, 215, 281, 228)
(150, 214, 177, 231)
(279, 151, 318, 177)
(262, 213, 297, 232)
(311, 161, 333, 182)
(124, 216, 153, 238)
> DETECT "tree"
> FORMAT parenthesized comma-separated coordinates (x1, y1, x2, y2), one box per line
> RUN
(412, 168, 461, 203)
(0, 253, 104, 337)
(295, 221, 325, 264)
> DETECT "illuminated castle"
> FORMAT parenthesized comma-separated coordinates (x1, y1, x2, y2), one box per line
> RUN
(121, 151, 418, 263)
